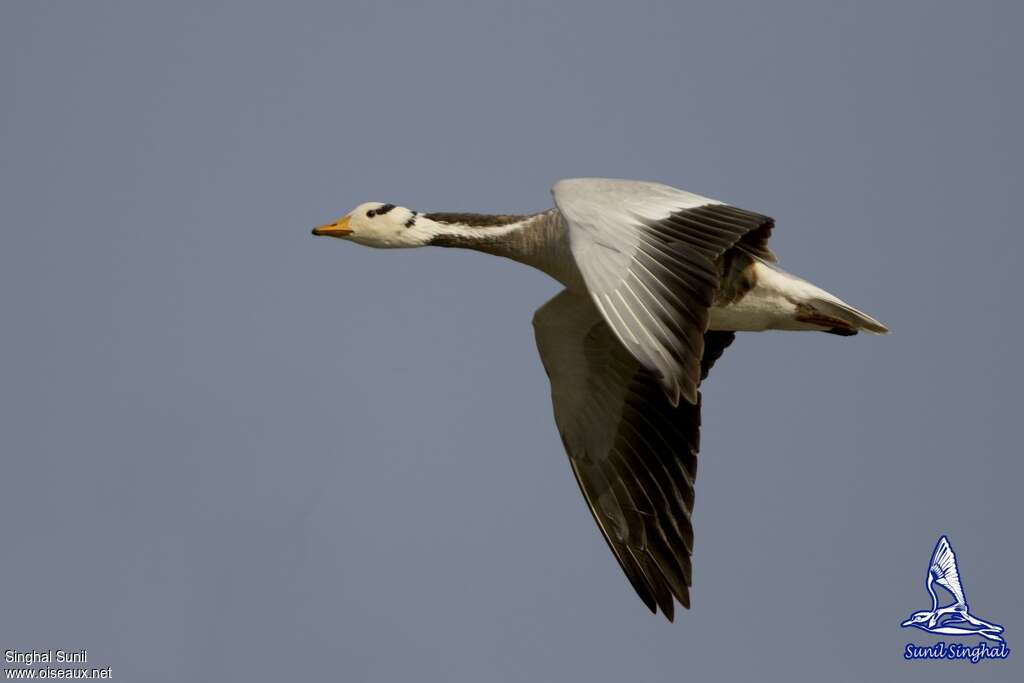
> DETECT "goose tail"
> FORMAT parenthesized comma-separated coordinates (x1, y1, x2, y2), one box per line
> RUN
(784, 267, 889, 336)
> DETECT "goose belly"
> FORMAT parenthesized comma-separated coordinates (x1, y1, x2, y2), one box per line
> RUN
(707, 261, 820, 332)
(708, 291, 802, 331)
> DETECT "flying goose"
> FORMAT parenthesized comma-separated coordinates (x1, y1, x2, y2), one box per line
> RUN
(312, 178, 887, 620)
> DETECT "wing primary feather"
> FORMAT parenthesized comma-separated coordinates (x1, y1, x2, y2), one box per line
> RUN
(607, 443, 694, 596)
(616, 407, 695, 554)
(631, 254, 709, 320)
(535, 287, 739, 620)
(623, 405, 696, 511)
(554, 178, 776, 410)
(631, 231, 719, 293)
(618, 283, 694, 371)
(626, 268, 707, 358)
(598, 459, 675, 618)
(568, 458, 659, 614)
(602, 293, 641, 346)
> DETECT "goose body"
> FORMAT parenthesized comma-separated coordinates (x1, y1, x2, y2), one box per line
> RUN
(313, 178, 887, 620)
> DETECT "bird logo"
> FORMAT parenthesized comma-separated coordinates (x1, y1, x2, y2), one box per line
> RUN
(901, 536, 1005, 642)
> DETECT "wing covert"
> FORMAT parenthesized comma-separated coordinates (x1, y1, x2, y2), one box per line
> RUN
(552, 178, 773, 406)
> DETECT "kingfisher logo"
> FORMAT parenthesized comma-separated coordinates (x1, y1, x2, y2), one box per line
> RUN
(901, 536, 1009, 662)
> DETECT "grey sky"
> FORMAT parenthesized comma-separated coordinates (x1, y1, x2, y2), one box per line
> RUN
(1, 1, 1021, 681)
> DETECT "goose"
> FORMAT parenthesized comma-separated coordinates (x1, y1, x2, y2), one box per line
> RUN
(312, 178, 888, 621)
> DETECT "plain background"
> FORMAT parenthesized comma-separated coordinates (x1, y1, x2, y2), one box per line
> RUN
(2, 1, 1021, 681)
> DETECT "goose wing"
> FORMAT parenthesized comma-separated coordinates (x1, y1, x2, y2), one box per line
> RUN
(533, 289, 735, 620)
(929, 536, 967, 606)
(552, 178, 773, 406)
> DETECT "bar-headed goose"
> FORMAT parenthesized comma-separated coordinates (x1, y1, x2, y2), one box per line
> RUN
(312, 178, 887, 620)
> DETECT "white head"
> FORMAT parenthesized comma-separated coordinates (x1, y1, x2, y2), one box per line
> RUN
(312, 202, 432, 248)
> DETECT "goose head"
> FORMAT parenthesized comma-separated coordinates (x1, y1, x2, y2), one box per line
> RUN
(313, 202, 427, 248)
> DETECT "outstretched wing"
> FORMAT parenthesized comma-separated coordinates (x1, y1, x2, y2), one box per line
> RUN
(929, 536, 967, 606)
(552, 178, 773, 407)
(533, 289, 736, 620)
